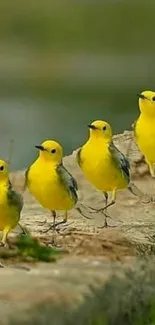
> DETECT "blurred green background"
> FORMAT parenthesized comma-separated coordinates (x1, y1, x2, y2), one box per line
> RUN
(0, 0, 154, 169)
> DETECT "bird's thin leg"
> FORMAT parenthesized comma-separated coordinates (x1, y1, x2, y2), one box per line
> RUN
(0, 227, 10, 247)
(78, 191, 113, 224)
(52, 211, 56, 232)
(103, 191, 108, 213)
(53, 211, 74, 232)
(43, 211, 68, 233)
(42, 210, 57, 233)
(53, 211, 75, 233)
(18, 223, 27, 235)
(43, 211, 58, 246)
(52, 211, 57, 245)
(102, 192, 109, 228)
(87, 191, 111, 215)
(98, 190, 116, 228)
(101, 190, 116, 212)
(54, 211, 68, 228)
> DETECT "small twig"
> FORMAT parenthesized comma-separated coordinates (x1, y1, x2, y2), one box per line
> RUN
(60, 231, 99, 237)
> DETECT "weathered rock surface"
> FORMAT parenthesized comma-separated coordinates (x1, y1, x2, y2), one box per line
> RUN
(1, 131, 155, 324)
(11, 130, 155, 252)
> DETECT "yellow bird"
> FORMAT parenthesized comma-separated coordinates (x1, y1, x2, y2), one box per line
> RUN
(77, 120, 130, 227)
(133, 90, 155, 177)
(25, 140, 78, 232)
(0, 159, 23, 246)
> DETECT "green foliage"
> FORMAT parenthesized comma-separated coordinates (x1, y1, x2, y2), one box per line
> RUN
(16, 233, 61, 262)
(0, 233, 62, 262)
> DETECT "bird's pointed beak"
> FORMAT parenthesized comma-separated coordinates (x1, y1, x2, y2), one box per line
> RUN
(88, 124, 97, 130)
(35, 145, 45, 151)
(137, 93, 147, 100)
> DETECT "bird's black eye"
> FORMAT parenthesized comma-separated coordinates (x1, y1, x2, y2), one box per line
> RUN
(51, 149, 56, 154)
(0, 166, 4, 171)
(103, 126, 107, 131)
(152, 96, 155, 101)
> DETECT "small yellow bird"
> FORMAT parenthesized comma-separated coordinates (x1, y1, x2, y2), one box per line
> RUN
(24, 140, 78, 232)
(133, 90, 155, 177)
(77, 120, 130, 227)
(0, 159, 23, 246)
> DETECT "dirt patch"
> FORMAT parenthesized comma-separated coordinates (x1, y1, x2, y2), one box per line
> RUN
(40, 229, 134, 260)
(4, 130, 155, 264)
(1, 131, 155, 324)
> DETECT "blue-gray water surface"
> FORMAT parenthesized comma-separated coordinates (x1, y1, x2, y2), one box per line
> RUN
(0, 0, 155, 169)
(0, 95, 137, 170)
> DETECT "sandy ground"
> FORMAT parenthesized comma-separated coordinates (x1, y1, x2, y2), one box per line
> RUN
(8, 130, 155, 259)
(1, 131, 155, 323)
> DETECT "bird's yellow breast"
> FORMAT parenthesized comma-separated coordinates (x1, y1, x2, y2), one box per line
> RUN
(80, 140, 127, 191)
(0, 183, 19, 231)
(27, 160, 74, 211)
(135, 115, 155, 163)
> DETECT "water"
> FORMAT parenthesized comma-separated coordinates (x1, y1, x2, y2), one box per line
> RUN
(0, 1, 155, 169)
(0, 93, 137, 170)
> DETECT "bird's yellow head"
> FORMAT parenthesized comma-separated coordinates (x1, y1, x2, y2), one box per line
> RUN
(137, 90, 155, 116)
(0, 159, 9, 181)
(88, 120, 112, 141)
(35, 140, 63, 164)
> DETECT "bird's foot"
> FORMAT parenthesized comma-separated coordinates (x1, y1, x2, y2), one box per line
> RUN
(98, 220, 109, 229)
(88, 205, 113, 218)
(140, 194, 152, 204)
(98, 222, 117, 229)
(57, 222, 74, 233)
(41, 225, 56, 234)
(41, 219, 68, 234)
(48, 237, 57, 247)
(89, 206, 104, 214)
(87, 205, 103, 213)
(76, 206, 94, 220)
(0, 242, 8, 248)
(97, 213, 116, 229)
(77, 204, 114, 221)
(18, 223, 28, 236)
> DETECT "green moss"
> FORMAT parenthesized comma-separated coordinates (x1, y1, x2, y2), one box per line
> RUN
(0, 233, 62, 262)
(16, 233, 61, 262)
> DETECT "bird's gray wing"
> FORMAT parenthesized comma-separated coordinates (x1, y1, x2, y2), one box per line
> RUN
(56, 164, 78, 204)
(109, 141, 130, 183)
(76, 148, 82, 167)
(7, 180, 23, 213)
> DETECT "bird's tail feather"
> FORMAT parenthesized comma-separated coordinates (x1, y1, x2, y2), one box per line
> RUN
(128, 182, 151, 203)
